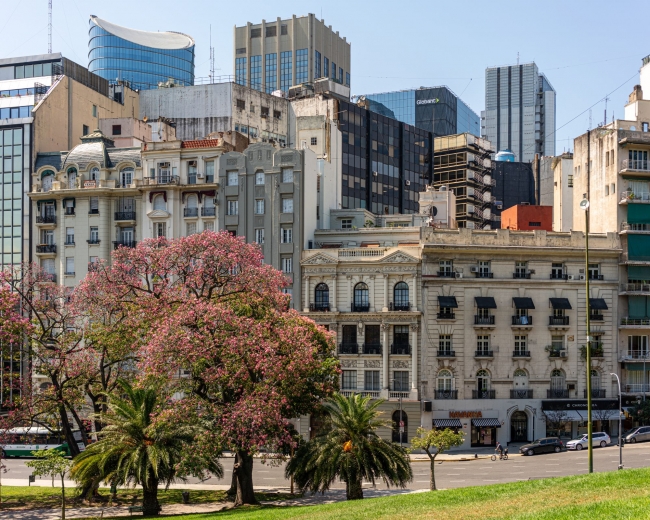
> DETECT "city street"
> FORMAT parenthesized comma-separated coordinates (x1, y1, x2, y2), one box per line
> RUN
(3, 442, 650, 491)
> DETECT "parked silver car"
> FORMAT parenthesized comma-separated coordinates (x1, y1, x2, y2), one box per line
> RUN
(624, 426, 650, 444)
(566, 432, 610, 450)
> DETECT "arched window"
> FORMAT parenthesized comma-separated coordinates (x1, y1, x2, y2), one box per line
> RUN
(153, 194, 166, 211)
(120, 167, 134, 187)
(550, 369, 566, 398)
(41, 170, 55, 192)
(89, 167, 100, 181)
(353, 282, 369, 312)
(186, 194, 198, 217)
(65, 167, 76, 189)
(437, 369, 453, 391)
(393, 281, 409, 310)
(392, 410, 408, 444)
(476, 369, 491, 397)
(314, 283, 329, 311)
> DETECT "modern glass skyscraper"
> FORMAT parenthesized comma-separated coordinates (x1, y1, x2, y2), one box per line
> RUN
(482, 62, 556, 163)
(88, 15, 195, 90)
(360, 87, 480, 138)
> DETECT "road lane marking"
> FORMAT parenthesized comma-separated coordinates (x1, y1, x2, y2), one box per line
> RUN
(449, 480, 466, 482)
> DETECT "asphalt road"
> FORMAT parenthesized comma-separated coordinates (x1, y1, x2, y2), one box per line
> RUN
(3, 443, 650, 491)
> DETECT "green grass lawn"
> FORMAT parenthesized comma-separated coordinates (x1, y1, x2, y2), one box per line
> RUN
(85, 467, 650, 520)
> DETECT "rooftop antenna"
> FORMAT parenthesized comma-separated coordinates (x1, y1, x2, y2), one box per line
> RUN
(209, 25, 215, 83)
(517, 52, 519, 66)
(48, 0, 52, 54)
(604, 96, 609, 126)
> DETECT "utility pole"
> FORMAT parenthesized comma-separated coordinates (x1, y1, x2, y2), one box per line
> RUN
(48, 0, 52, 54)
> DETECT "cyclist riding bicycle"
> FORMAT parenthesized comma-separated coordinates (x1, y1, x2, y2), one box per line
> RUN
(495, 441, 503, 457)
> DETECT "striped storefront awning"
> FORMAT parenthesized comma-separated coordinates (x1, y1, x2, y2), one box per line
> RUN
(471, 418, 501, 428)
(433, 419, 463, 428)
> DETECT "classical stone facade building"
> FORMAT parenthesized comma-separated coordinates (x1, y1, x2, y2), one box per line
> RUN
(421, 228, 621, 449)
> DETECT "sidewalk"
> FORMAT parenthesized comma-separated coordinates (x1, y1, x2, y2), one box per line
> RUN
(411, 444, 525, 461)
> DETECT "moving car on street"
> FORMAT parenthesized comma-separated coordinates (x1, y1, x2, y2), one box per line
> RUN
(520, 437, 563, 456)
(566, 432, 610, 450)
(623, 426, 650, 444)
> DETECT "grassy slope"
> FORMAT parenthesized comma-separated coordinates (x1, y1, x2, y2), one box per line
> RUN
(147, 467, 650, 520)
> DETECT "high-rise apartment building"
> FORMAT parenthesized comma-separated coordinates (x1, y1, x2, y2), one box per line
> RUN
(360, 86, 480, 137)
(233, 14, 350, 93)
(88, 15, 195, 90)
(482, 62, 556, 163)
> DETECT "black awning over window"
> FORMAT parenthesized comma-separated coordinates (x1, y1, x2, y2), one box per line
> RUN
(513, 297, 535, 309)
(475, 296, 497, 309)
(590, 298, 608, 310)
(550, 298, 572, 310)
(438, 296, 458, 308)
(433, 419, 463, 428)
(472, 418, 501, 428)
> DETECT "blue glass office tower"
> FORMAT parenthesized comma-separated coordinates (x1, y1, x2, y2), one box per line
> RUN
(359, 87, 480, 138)
(88, 15, 195, 90)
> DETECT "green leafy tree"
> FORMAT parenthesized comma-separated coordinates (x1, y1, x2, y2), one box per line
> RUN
(26, 449, 73, 519)
(629, 399, 650, 426)
(410, 427, 465, 490)
(70, 380, 219, 516)
(286, 393, 413, 500)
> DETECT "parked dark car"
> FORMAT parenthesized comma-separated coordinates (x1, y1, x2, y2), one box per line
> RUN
(520, 437, 564, 456)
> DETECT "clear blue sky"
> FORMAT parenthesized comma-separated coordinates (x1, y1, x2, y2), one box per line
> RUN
(2, 0, 649, 152)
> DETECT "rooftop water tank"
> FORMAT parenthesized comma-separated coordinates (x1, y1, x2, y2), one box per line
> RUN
(495, 149, 515, 162)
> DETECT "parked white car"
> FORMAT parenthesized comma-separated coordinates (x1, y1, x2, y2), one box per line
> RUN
(566, 432, 610, 450)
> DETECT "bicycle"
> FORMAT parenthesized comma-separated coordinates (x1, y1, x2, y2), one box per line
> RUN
(491, 447, 508, 461)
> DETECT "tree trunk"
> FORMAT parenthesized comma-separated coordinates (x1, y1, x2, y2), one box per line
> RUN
(233, 451, 257, 506)
(429, 452, 437, 491)
(61, 472, 66, 520)
(57, 404, 80, 458)
(226, 452, 239, 497)
(142, 476, 160, 516)
(346, 476, 364, 500)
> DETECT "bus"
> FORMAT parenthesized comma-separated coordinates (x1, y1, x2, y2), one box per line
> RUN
(1, 427, 84, 457)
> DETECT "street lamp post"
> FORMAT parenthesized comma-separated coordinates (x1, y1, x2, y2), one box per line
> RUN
(611, 373, 624, 470)
(580, 198, 593, 474)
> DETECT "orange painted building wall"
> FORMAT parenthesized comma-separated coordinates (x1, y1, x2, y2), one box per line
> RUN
(500, 205, 553, 231)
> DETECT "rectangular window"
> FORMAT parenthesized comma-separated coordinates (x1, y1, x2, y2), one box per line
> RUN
(89, 197, 99, 213)
(250, 28, 261, 38)
(273, 110, 281, 119)
(112, 125, 122, 136)
(236, 98, 245, 110)
(331, 62, 337, 80)
(393, 371, 409, 391)
(314, 50, 322, 79)
(282, 198, 293, 213)
(551, 263, 564, 278)
(203, 221, 214, 232)
(255, 228, 265, 244)
(339, 67, 343, 83)
(439, 260, 453, 274)
(477, 335, 490, 353)
(324, 57, 329, 78)
(83, 124, 89, 136)
(65, 227, 74, 244)
(606, 152, 609, 166)
(281, 24, 288, 35)
(551, 335, 564, 350)
(281, 256, 293, 273)
(282, 168, 294, 183)
(567, 174, 573, 187)
(342, 370, 357, 390)
(515, 261, 527, 276)
(265, 25, 276, 37)
(65, 257, 74, 275)
(261, 106, 269, 118)
(255, 171, 265, 185)
(227, 200, 239, 215)
(281, 227, 292, 243)
(227, 171, 238, 186)
(346, 72, 350, 87)
(528, 222, 541, 227)
(89, 256, 98, 265)
(235, 57, 247, 86)
(92, 105, 97, 117)
(255, 199, 265, 214)
(628, 335, 649, 357)
(280, 51, 292, 91)
(264, 53, 277, 93)
(186, 222, 197, 235)
(439, 334, 452, 353)
(341, 219, 352, 229)
(514, 335, 527, 353)
(364, 370, 380, 391)
(154, 222, 166, 238)
(90, 226, 99, 242)
(605, 185, 609, 196)
(311, 137, 318, 146)
(296, 48, 308, 84)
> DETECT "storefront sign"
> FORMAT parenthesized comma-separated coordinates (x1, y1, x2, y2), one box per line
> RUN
(449, 411, 482, 418)
(541, 398, 637, 411)
(416, 98, 439, 105)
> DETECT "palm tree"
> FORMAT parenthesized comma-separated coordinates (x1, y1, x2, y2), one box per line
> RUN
(71, 380, 221, 515)
(286, 393, 412, 500)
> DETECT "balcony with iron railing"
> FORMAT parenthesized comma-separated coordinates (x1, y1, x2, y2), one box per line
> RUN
(201, 207, 216, 217)
(113, 240, 137, 250)
(390, 343, 411, 355)
(351, 303, 370, 312)
(621, 317, 650, 326)
(584, 389, 606, 398)
(187, 174, 197, 185)
(511, 315, 533, 326)
(437, 311, 456, 320)
(510, 389, 533, 399)
(436, 350, 456, 358)
(580, 343, 604, 359)
(115, 212, 136, 221)
(590, 313, 604, 321)
(184, 208, 199, 217)
(472, 389, 495, 399)
(474, 271, 493, 278)
(389, 302, 411, 311)
(474, 349, 494, 358)
(549, 316, 570, 327)
(64, 271, 75, 276)
(621, 158, 650, 173)
(36, 214, 56, 225)
(64, 238, 75, 246)
(309, 303, 330, 312)
(437, 271, 456, 278)
(547, 347, 568, 359)
(148, 175, 180, 185)
(625, 384, 650, 393)
(512, 272, 531, 279)
(474, 315, 495, 326)
(434, 389, 458, 400)
(549, 273, 569, 280)
(512, 350, 531, 358)
(362, 343, 382, 355)
(36, 244, 56, 254)
(547, 389, 569, 398)
(620, 351, 650, 361)
(338, 343, 359, 355)
(588, 273, 604, 280)
(620, 190, 650, 204)
(87, 238, 100, 245)
(621, 283, 650, 294)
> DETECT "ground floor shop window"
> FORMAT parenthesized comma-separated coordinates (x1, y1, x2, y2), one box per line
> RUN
(471, 426, 496, 447)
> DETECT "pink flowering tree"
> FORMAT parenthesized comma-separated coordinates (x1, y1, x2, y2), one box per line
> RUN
(77, 232, 339, 506)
